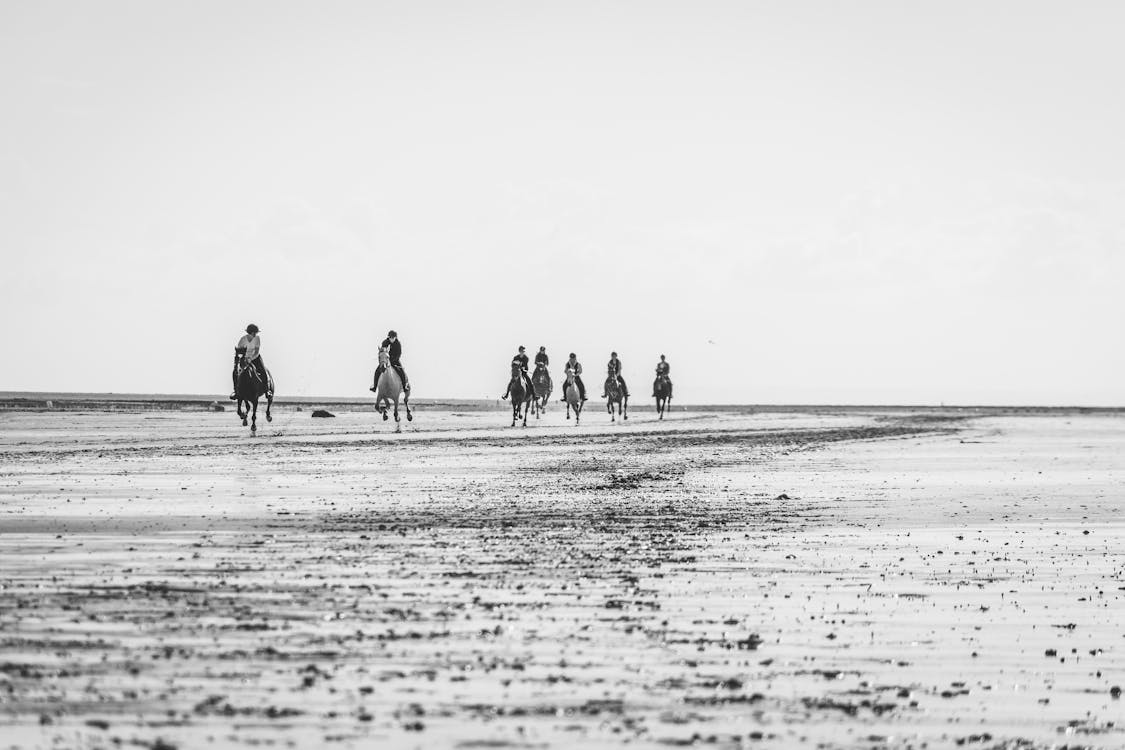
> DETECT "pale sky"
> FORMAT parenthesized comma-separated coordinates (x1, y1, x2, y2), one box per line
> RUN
(2, 1, 1122, 404)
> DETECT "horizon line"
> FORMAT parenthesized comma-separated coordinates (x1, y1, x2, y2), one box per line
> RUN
(0, 390, 1121, 411)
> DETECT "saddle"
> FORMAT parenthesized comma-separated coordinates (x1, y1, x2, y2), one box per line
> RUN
(238, 360, 272, 395)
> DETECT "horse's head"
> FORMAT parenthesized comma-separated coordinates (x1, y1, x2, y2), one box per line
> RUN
(378, 348, 390, 367)
(510, 362, 522, 379)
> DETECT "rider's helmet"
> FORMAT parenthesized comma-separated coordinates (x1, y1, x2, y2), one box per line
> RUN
(539, 346, 546, 351)
(387, 330, 397, 338)
(660, 354, 665, 359)
(518, 346, 525, 352)
(246, 324, 259, 334)
(611, 351, 618, 357)
(569, 352, 576, 359)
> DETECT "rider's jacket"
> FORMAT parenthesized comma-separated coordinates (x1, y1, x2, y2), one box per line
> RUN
(566, 359, 583, 376)
(535, 351, 549, 367)
(237, 333, 261, 361)
(512, 352, 530, 372)
(380, 337, 403, 365)
(656, 361, 670, 376)
(607, 358, 623, 376)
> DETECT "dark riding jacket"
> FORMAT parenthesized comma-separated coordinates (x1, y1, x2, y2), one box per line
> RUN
(607, 358, 623, 376)
(512, 352, 529, 372)
(380, 337, 403, 365)
(535, 351, 549, 367)
(656, 361, 670, 376)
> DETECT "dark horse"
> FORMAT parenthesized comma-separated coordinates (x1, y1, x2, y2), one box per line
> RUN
(605, 374, 628, 422)
(531, 362, 552, 418)
(507, 361, 533, 427)
(654, 375, 671, 420)
(235, 357, 273, 434)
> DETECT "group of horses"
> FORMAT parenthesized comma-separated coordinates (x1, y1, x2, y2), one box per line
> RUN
(233, 349, 411, 434)
(505, 362, 673, 427)
(231, 351, 671, 434)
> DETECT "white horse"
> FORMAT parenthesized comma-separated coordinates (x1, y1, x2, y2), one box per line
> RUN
(373, 349, 412, 432)
(563, 369, 583, 425)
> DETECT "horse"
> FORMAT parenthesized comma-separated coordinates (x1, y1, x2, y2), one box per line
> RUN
(507, 362, 534, 427)
(373, 349, 412, 431)
(531, 362, 552, 418)
(235, 358, 273, 434)
(563, 370, 583, 425)
(654, 375, 672, 420)
(605, 374, 628, 422)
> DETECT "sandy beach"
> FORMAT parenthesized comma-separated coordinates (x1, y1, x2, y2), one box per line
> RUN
(1, 404, 1122, 749)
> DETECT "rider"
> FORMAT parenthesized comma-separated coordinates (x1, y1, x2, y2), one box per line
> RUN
(652, 354, 672, 398)
(501, 346, 535, 400)
(370, 329, 410, 393)
(602, 351, 629, 398)
(561, 352, 587, 402)
(535, 346, 549, 369)
(231, 323, 270, 400)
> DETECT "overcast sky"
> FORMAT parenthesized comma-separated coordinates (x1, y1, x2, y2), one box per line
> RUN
(2, 1, 1122, 404)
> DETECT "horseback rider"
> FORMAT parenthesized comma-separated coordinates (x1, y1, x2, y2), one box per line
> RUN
(561, 352, 587, 402)
(602, 351, 629, 398)
(501, 346, 535, 400)
(370, 330, 410, 393)
(535, 346, 549, 369)
(653, 354, 672, 397)
(230, 323, 270, 400)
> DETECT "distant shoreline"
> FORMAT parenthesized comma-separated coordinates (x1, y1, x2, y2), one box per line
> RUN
(0, 392, 1120, 415)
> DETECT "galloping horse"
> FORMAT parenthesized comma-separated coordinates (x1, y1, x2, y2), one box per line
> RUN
(507, 362, 534, 427)
(373, 349, 412, 431)
(605, 375, 628, 422)
(235, 357, 273, 434)
(563, 370, 583, 424)
(654, 375, 672, 420)
(531, 362, 552, 418)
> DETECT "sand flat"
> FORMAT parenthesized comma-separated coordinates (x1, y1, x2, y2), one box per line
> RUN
(0, 407, 1122, 749)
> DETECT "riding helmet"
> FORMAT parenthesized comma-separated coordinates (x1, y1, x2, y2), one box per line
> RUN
(387, 330, 397, 338)
(246, 324, 259, 334)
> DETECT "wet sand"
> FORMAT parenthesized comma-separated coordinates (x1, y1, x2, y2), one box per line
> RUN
(1, 405, 1122, 749)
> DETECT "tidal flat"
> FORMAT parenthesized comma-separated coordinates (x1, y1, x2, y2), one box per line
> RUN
(1, 405, 1122, 749)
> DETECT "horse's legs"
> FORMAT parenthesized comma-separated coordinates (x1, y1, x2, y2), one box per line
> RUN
(250, 399, 258, 433)
(265, 392, 273, 423)
(403, 389, 413, 422)
(623, 396, 628, 420)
